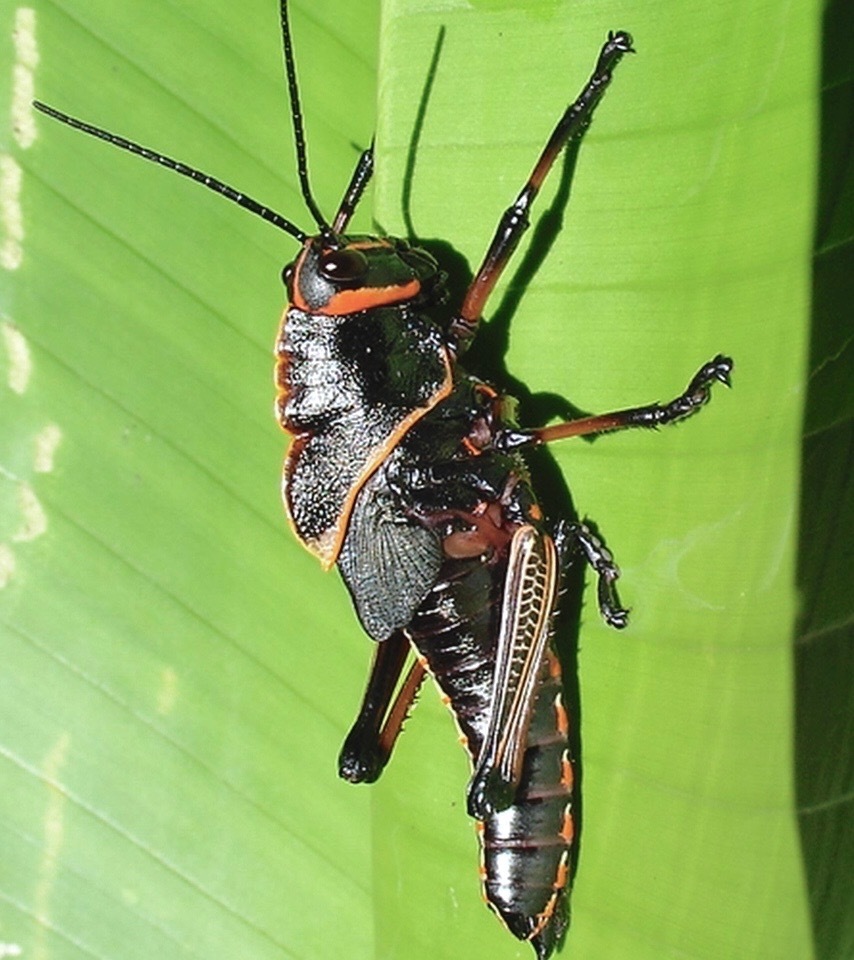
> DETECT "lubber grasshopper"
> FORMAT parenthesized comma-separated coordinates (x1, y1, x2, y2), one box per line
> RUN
(35, 3, 732, 956)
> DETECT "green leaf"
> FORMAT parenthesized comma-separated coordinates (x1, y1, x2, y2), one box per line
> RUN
(370, 2, 827, 958)
(3, 2, 378, 957)
(3, 0, 848, 959)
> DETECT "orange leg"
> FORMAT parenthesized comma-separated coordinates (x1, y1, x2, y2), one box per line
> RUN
(495, 355, 733, 452)
(451, 31, 634, 348)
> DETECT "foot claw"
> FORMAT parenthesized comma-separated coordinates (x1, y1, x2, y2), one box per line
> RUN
(605, 605, 630, 630)
(608, 30, 635, 55)
(703, 354, 734, 388)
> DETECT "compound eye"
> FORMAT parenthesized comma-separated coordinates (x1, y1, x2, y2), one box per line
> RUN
(318, 248, 369, 284)
(281, 263, 295, 287)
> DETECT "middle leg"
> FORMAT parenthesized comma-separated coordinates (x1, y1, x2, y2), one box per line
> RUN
(495, 354, 733, 452)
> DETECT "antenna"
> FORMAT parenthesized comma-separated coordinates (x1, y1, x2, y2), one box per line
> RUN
(32, 100, 310, 243)
(279, 0, 331, 235)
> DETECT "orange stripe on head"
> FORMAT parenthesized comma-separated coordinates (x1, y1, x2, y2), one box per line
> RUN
(321, 278, 420, 315)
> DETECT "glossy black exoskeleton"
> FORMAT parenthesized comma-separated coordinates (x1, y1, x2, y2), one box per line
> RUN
(34, 5, 732, 956)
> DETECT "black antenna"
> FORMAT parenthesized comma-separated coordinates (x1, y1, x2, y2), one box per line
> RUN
(279, 0, 331, 234)
(32, 100, 310, 243)
(332, 140, 374, 233)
